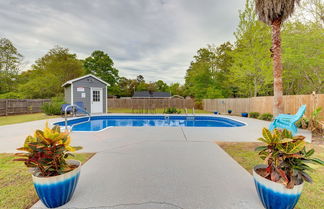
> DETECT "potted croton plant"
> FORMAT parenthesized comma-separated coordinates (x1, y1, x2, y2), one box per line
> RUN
(14, 122, 82, 208)
(253, 128, 324, 209)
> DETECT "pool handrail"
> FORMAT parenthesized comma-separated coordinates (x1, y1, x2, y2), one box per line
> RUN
(64, 104, 91, 131)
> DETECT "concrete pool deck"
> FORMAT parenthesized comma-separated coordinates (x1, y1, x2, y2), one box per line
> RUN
(0, 114, 311, 153)
(0, 114, 311, 208)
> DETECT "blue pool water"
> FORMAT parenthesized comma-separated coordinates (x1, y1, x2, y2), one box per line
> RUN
(54, 115, 245, 131)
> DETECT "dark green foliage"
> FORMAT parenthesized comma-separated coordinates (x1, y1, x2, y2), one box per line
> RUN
(249, 112, 260, 118)
(185, 45, 232, 99)
(0, 38, 23, 94)
(84, 50, 119, 94)
(258, 113, 273, 121)
(164, 107, 181, 114)
(14, 123, 82, 177)
(256, 128, 324, 188)
(41, 97, 64, 115)
(18, 46, 84, 99)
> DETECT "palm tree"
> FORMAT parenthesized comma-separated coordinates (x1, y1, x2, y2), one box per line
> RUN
(255, 0, 300, 116)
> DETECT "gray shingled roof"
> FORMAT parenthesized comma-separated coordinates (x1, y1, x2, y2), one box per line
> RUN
(151, 92, 171, 98)
(132, 91, 171, 98)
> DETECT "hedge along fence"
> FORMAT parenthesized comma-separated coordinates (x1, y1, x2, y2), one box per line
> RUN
(108, 98, 195, 111)
(203, 94, 324, 119)
(0, 99, 51, 116)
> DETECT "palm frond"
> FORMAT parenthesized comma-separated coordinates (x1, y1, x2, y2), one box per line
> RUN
(255, 0, 301, 25)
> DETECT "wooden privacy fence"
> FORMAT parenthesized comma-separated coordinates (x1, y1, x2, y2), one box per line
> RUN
(108, 98, 195, 113)
(0, 99, 50, 116)
(203, 94, 324, 119)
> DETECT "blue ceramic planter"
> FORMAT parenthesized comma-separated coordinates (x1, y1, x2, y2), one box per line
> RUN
(214, 111, 218, 114)
(253, 165, 304, 209)
(32, 160, 81, 208)
(241, 113, 248, 117)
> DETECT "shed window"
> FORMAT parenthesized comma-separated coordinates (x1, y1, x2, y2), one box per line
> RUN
(92, 90, 100, 102)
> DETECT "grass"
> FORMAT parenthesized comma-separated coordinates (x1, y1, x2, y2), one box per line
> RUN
(109, 108, 211, 114)
(0, 153, 95, 209)
(217, 142, 324, 209)
(0, 113, 58, 126)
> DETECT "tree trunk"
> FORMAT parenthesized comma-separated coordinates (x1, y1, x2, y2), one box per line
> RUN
(271, 19, 284, 116)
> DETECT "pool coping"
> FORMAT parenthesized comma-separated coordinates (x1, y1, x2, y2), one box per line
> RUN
(52, 114, 248, 132)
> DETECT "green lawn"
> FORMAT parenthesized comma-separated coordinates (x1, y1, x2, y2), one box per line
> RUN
(0, 113, 58, 126)
(109, 108, 211, 114)
(217, 142, 324, 209)
(0, 153, 94, 209)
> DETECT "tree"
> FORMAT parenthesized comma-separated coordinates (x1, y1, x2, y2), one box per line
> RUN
(282, 21, 324, 94)
(19, 46, 84, 98)
(136, 75, 145, 83)
(84, 50, 119, 90)
(154, 80, 169, 92)
(185, 47, 225, 99)
(255, 0, 301, 116)
(0, 38, 23, 93)
(294, 0, 324, 24)
(213, 42, 236, 97)
(18, 73, 61, 99)
(169, 83, 185, 96)
(32, 46, 84, 83)
(231, 0, 273, 97)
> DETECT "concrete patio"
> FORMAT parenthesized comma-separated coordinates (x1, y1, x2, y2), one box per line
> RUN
(0, 114, 311, 208)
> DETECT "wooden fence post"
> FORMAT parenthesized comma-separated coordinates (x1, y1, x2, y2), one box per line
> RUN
(5, 99, 8, 116)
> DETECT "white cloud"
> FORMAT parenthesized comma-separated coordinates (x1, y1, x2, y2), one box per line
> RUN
(0, 0, 245, 84)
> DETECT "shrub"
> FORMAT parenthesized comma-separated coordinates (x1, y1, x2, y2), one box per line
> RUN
(249, 112, 260, 118)
(0, 92, 22, 99)
(258, 113, 273, 121)
(164, 107, 181, 114)
(14, 122, 82, 177)
(308, 107, 323, 137)
(41, 98, 64, 115)
(296, 117, 309, 129)
(194, 100, 203, 109)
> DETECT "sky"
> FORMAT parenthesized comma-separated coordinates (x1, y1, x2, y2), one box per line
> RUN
(0, 0, 245, 84)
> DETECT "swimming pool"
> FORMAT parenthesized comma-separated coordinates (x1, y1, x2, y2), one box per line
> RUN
(54, 115, 245, 131)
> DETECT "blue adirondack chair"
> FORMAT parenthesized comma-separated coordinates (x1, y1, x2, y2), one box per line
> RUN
(74, 101, 87, 114)
(269, 105, 306, 135)
(61, 104, 72, 115)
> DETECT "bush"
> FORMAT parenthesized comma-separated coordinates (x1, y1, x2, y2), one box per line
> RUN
(194, 100, 203, 109)
(258, 113, 273, 121)
(41, 98, 64, 115)
(308, 107, 323, 137)
(249, 112, 260, 118)
(0, 92, 22, 99)
(164, 107, 181, 114)
(296, 117, 309, 129)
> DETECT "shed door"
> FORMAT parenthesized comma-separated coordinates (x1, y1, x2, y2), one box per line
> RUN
(91, 88, 103, 113)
